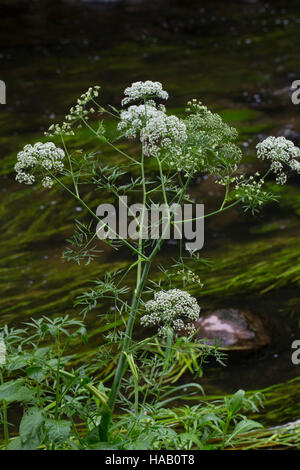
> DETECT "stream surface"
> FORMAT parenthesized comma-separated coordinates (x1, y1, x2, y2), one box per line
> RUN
(1, 0, 300, 427)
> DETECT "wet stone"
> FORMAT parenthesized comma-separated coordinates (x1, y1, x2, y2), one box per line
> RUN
(193, 308, 270, 351)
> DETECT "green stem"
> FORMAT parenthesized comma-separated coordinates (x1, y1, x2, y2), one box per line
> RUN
(55, 335, 62, 420)
(222, 412, 232, 449)
(49, 172, 147, 260)
(82, 118, 140, 165)
(70, 416, 85, 448)
(0, 371, 9, 447)
(60, 134, 79, 198)
(98, 170, 194, 442)
(136, 148, 147, 287)
(220, 182, 229, 210)
(98, 259, 151, 441)
(174, 199, 240, 224)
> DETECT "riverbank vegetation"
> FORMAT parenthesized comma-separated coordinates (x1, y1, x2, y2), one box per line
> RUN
(1, 81, 300, 450)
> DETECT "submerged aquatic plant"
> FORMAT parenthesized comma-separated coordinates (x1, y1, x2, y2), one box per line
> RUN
(9, 81, 300, 449)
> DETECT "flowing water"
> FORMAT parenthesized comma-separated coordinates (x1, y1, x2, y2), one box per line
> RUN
(1, 0, 300, 427)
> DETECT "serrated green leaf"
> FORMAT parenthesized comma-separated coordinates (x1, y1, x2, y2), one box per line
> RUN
(5, 386, 36, 403)
(44, 419, 71, 445)
(6, 437, 23, 450)
(7, 355, 30, 371)
(0, 379, 25, 400)
(19, 407, 44, 449)
(26, 366, 45, 382)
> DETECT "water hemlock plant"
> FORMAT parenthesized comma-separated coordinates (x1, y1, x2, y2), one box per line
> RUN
(3, 81, 300, 449)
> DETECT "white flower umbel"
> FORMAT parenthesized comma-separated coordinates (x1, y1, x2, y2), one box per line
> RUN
(117, 103, 166, 139)
(15, 142, 65, 188)
(177, 268, 204, 287)
(289, 159, 300, 172)
(46, 86, 100, 136)
(141, 114, 187, 158)
(256, 136, 300, 185)
(41, 176, 54, 189)
(140, 288, 200, 337)
(0, 338, 6, 366)
(121, 81, 169, 106)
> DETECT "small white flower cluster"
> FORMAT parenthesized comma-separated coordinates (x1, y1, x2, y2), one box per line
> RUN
(177, 269, 204, 287)
(186, 100, 238, 145)
(121, 81, 169, 106)
(46, 86, 100, 136)
(256, 136, 300, 185)
(0, 338, 6, 366)
(234, 174, 264, 197)
(234, 173, 276, 212)
(183, 100, 241, 176)
(141, 114, 187, 158)
(140, 288, 200, 337)
(167, 145, 202, 175)
(46, 122, 74, 137)
(269, 161, 287, 185)
(119, 81, 192, 173)
(15, 142, 65, 188)
(41, 176, 54, 189)
(117, 103, 165, 139)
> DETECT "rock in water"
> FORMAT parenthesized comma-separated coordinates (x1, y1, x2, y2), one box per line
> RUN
(194, 308, 270, 351)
